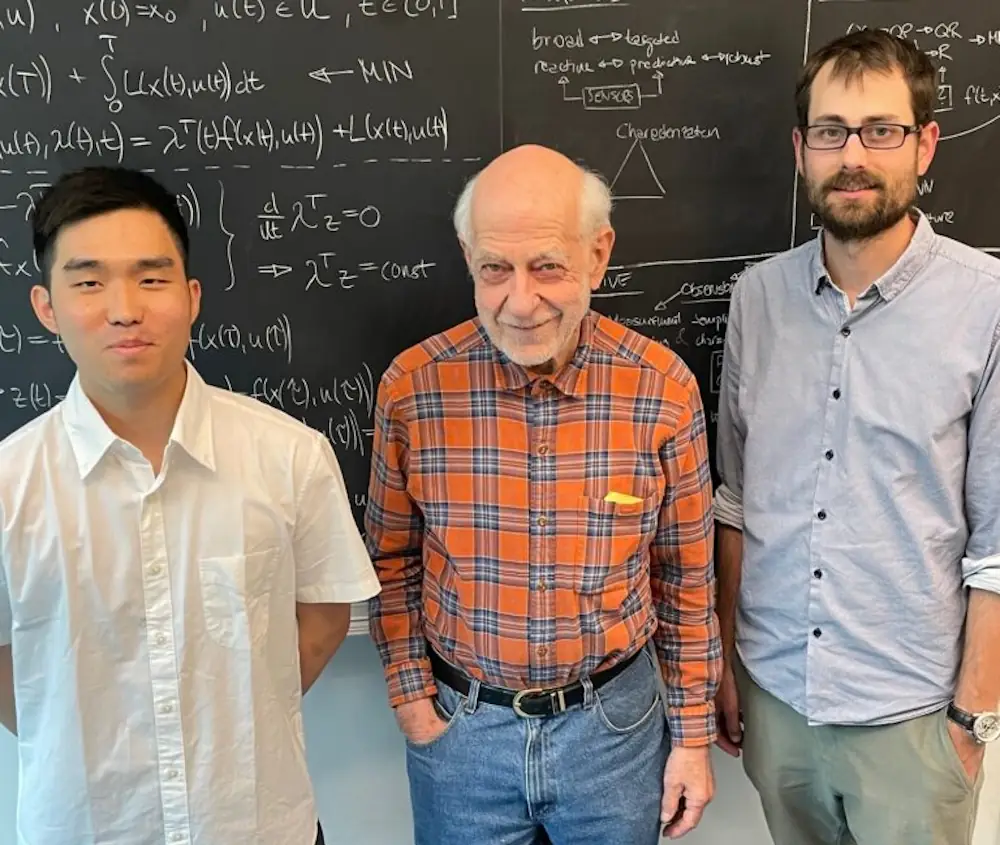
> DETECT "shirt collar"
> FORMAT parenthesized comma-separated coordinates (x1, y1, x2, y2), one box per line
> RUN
(812, 208, 936, 301)
(62, 359, 216, 479)
(489, 310, 595, 398)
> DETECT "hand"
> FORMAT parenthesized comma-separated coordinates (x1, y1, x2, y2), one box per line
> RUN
(715, 663, 743, 757)
(661, 745, 715, 839)
(946, 718, 985, 783)
(394, 697, 450, 745)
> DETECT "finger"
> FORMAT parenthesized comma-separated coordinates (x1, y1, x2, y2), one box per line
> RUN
(660, 781, 683, 826)
(665, 801, 706, 839)
(715, 734, 741, 757)
(717, 709, 742, 753)
(723, 701, 743, 743)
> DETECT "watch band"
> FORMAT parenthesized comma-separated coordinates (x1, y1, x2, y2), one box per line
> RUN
(947, 702, 977, 733)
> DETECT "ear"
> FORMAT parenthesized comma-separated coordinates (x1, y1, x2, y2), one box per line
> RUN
(187, 277, 202, 324)
(588, 225, 616, 291)
(916, 120, 940, 176)
(792, 126, 806, 179)
(30, 284, 59, 334)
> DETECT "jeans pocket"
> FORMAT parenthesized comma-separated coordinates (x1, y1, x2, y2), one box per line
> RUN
(936, 709, 977, 791)
(594, 650, 662, 734)
(406, 684, 466, 750)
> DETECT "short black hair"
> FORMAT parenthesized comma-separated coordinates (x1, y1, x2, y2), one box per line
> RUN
(31, 166, 190, 287)
(796, 30, 937, 128)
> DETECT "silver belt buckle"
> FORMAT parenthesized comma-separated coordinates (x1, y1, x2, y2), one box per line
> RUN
(512, 687, 567, 718)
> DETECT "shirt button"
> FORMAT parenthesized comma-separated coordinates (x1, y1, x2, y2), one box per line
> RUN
(170, 833, 183, 842)
(832, 389, 841, 400)
(149, 564, 162, 576)
(813, 628, 823, 638)
(840, 326, 851, 337)
(817, 510, 827, 521)
(159, 702, 174, 714)
(537, 444, 549, 456)
(536, 581, 547, 591)
(814, 569, 823, 579)
(165, 769, 179, 780)
(155, 633, 168, 646)
(536, 516, 548, 528)
(537, 646, 548, 657)
(824, 449, 834, 461)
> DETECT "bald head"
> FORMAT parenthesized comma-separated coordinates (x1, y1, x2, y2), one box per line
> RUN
(455, 144, 615, 375)
(453, 144, 611, 248)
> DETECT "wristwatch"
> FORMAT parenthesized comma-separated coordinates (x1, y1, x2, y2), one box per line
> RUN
(947, 703, 1000, 744)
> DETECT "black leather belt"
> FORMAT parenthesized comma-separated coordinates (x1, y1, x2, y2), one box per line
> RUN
(428, 647, 643, 718)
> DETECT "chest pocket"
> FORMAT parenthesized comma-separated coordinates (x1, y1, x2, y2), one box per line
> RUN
(575, 493, 660, 596)
(200, 549, 277, 649)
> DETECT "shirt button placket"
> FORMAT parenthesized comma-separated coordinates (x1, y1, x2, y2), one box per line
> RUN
(142, 492, 191, 841)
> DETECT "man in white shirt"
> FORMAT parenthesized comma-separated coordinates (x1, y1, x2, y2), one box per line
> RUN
(0, 166, 381, 845)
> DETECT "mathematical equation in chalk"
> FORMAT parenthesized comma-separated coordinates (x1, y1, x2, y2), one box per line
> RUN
(221, 363, 376, 416)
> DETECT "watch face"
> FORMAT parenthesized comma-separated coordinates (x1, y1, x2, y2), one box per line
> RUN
(973, 713, 1000, 744)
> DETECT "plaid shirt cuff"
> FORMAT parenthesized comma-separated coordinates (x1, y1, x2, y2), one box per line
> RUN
(666, 702, 718, 748)
(386, 658, 437, 708)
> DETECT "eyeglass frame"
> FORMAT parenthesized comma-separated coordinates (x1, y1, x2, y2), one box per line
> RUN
(798, 122, 925, 151)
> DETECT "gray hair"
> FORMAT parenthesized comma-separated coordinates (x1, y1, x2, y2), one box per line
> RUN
(452, 163, 613, 246)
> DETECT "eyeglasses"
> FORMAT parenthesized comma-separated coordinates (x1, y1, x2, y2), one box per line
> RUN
(801, 123, 923, 151)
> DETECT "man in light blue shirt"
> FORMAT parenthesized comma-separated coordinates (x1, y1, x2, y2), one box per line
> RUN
(714, 30, 1000, 845)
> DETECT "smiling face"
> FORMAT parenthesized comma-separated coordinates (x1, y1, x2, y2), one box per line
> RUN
(30, 207, 201, 403)
(462, 146, 614, 373)
(794, 61, 939, 243)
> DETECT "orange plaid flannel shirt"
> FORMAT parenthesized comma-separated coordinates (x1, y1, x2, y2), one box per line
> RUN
(365, 311, 722, 745)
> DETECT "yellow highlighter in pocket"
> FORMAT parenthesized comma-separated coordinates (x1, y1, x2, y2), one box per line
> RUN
(603, 491, 643, 505)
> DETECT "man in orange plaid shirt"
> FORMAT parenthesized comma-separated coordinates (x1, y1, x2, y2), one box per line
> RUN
(365, 144, 723, 844)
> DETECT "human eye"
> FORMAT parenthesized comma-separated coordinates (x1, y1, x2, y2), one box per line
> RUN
(478, 262, 509, 283)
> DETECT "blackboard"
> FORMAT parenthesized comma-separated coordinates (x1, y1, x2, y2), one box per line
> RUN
(1, 1, 998, 598)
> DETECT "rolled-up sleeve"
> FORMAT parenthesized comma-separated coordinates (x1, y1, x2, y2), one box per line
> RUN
(650, 371, 723, 747)
(714, 273, 748, 530)
(962, 320, 1000, 595)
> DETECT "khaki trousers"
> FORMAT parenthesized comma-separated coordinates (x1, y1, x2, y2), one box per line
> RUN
(735, 658, 984, 845)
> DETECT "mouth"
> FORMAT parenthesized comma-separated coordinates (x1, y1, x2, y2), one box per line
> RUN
(502, 317, 556, 333)
(827, 180, 880, 198)
(108, 340, 153, 354)
(831, 187, 878, 198)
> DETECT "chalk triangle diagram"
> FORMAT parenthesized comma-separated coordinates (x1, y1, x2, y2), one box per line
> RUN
(610, 137, 665, 200)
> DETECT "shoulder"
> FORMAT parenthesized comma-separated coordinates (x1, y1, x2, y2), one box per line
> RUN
(204, 383, 328, 455)
(929, 236, 1000, 285)
(0, 405, 66, 486)
(378, 317, 490, 399)
(735, 242, 815, 295)
(590, 313, 700, 403)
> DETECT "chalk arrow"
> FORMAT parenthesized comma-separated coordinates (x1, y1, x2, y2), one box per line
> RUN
(308, 67, 354, 84)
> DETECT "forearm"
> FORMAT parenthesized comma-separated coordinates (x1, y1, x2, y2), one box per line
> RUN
(0, 645, 15, 735)
(715, 523, 744, 663)
(297, 603, 351, 694)
(368, 554, 436, 706)
(652, 589, 722, 748)
(954, 588, 1000, 711)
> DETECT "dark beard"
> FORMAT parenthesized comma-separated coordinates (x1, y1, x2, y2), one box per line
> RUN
(808, 170, 914, 243)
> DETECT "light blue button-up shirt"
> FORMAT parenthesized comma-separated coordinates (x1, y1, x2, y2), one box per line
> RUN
(715, 211, 1000, 726)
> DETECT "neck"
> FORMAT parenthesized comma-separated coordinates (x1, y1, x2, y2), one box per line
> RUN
(823, 213, 917, 304)
(82, 365, 188, 472)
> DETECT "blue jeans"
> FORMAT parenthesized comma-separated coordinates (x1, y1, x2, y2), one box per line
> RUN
(405, 644, 669, 845)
